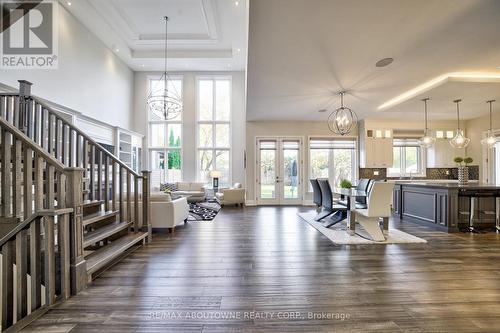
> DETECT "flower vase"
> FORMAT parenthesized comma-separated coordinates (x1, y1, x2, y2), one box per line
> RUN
(458, 166, 469, 185)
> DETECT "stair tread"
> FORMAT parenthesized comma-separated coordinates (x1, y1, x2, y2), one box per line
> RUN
(83, 210, 118, 226)
(82, 200, 104, 208)
(86, 232, 147, 274)
(83, 221, 132, 247)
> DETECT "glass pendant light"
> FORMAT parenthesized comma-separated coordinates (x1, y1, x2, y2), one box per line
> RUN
(449, 99, 470, 149)
(419, 98, 435, 148)
(481, 100, 496, 147)
(147, 16, 182, 120)
(328, 91, 358, 136)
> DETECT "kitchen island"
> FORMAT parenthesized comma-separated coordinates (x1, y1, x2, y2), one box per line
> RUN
(393, 181, 500, 232)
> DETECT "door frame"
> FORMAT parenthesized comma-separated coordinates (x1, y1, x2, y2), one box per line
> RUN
(255, 136, 304, 205)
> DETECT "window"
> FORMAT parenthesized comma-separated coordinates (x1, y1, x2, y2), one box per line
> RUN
(148, 77, 183, 187)
(388, 138, 424, 177)
(309, 138, 357, 189)
(196, 77, 231, 185)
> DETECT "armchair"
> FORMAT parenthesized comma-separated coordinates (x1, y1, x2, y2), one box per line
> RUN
(150, 192, 190, 233)
(215, 183, 245, 207)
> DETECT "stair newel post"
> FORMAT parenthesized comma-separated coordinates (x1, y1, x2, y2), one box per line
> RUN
(64, 167, 87, 294)
(141, 170, 152, 243)
(17, 80, 32, 135)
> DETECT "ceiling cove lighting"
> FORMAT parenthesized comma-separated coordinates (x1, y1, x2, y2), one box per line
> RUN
(378, 72, 500, 110)
(146, 16, 182, 120)
(449, 99, 470, 149)
(327, 91, 358, 136)
(419, 98, 435, 148)
(481, 100, 497, 147)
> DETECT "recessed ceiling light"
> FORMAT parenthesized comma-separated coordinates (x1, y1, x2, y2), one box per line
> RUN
(67, 1, 71, 5)
(141, 64, 145, 67)
(375, 57, 394, 67)
(318, 109, 327, 113)
(235, 1, 239, 6)
(115, 48, 119, 52)
(237, 48, 241, 52)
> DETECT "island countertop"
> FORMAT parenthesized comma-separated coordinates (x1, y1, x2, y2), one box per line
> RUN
(394, 181, 499, 190)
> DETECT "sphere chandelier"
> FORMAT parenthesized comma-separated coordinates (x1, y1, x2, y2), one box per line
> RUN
(481, 100, 497, 147)
(147, 16, 182, 120)
(449, 99, 470, 149)
(328, 91, 358, 136)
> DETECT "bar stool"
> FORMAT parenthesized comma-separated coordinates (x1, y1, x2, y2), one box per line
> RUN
(468, 196, 477, 233)
(496, 196, 500, 232)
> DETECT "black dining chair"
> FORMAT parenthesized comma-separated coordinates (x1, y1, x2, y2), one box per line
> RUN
(318, 179, 347, 227)
(339, 178, 372, 209)
(310, 179, 328, 221)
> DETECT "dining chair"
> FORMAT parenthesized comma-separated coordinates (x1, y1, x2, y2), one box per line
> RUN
(310, 179, 327, 220)
(354, 181, 395, 241)
(338, 178, 372, 209)
(318, 179, 347, 227)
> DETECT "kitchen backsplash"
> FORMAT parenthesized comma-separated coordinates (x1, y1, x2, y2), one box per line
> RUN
(360, 166, 479, 180)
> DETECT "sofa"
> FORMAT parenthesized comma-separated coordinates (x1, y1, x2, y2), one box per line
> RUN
(215, 183, 245, 207)
(150, 192, 190, 233)
(172, 182, 206, 202)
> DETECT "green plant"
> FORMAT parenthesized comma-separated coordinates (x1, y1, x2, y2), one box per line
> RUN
(464, 157, 473, 165)
(454, 157, 464, 165)
(340, 179, 352, 189)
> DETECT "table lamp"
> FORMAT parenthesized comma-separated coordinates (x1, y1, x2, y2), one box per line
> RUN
(210, 170, 221, 189)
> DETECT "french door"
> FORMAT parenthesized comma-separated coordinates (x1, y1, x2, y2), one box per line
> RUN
(257, 137, 303, 205)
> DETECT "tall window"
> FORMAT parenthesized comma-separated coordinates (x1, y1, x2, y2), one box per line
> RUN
(148, 77, 183, 187)
(309, 138, 357, 189)
(388, 138, 423, 176)
(196, 77, 231, 186)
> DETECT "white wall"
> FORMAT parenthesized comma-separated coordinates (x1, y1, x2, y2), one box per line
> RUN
(133, 71, 246, 185)
(0, 5, 134, 129)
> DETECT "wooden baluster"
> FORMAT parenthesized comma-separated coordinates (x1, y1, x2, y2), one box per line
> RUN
(58, 213, 71, 299)
(2, 129, 12, 217)
(24, 147, 33, 219)
(119, 166, 123, 219)
(15, 229, 28, 319)
(0, 95, 5, 118)
(13, 96, 19, 128)
(48, 113, 54, 156)
(30, 218, 41, 311)
(97, 150, 102, 201)
(58, 173, 66, 209)
(127, 171, 131, 223)
(76, 134, 81, 168)
(104, 156, 109, 212)
(7, 96, 13, 123)
(55, 117, 60, 161)
(44, 215, 56, 305)
(62, 123, 67, 165)
(40, 107, 46, 150)
(34, 102, 40, 145)
(134, 176, 139, 232)
(1, 240, 14, 329)
(34, 156, 44, 211)
(89, 145, 95, 201)
(47, 165, 55, 209)
(69, 129, 74, 167)
(112, 162, 116, 211)
(12, 138, 22, 218)
(142, 171, 151, 243)
(83, 139, 88, 176)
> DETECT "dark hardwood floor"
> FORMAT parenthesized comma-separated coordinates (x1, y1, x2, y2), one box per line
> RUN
(22, 206, 500, 332)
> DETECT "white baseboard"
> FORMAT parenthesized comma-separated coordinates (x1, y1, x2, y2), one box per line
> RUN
(245, 200, 257, 206)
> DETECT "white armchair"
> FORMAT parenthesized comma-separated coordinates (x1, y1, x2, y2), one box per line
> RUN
(354, 181, 394, 242)
(215, 183, 245, 207)
(150, 192, 190, 233)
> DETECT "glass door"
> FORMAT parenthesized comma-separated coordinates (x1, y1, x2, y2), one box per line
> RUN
(257, 138, 302, 205)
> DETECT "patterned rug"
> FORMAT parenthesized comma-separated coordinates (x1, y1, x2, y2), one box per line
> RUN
(188, 202, 221, 221)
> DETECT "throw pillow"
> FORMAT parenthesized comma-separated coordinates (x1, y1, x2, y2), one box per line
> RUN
(161, 183, 178, 192)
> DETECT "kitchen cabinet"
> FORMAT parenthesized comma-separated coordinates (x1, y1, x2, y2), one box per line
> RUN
(363, 137, 393, 168)
(427, 139, 465, 167)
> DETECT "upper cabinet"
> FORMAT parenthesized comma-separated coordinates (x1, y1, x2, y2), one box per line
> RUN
(359, 128, 393, 168)
(427, 138, 465, 168)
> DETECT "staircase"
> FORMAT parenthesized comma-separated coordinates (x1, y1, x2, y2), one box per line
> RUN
(0, 81, 151, 332)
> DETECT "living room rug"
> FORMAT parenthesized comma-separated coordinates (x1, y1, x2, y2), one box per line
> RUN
(298, 212, 427, 245)
(188, 202, 221, 221)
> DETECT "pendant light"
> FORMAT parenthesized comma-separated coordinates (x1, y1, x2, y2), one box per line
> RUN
(449, 99, 470, 149)
(419, 98, 435, 148)
(147, 16, 182, 120)
(481, 100, 497, 147)
(328, 91, 358, 136)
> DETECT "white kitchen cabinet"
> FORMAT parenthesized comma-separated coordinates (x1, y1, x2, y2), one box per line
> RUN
(363, 137, 393, 167)
(427, 139, 465, 167)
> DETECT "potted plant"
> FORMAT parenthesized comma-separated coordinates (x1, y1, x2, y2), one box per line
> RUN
(454, 156, 473, 184)
(340, 179, 352, 189)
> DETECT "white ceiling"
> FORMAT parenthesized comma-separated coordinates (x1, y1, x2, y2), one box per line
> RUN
(246, 0, 500, 121)
(61, 0, 248, 71)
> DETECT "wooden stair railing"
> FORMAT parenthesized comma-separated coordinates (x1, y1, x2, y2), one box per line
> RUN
(0, 116, 76, 332)
(0, 80, 152, 331)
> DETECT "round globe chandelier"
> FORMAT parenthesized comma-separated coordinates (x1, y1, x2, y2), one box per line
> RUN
(147, 16, 182, 120)
(481, 100, 497, 147)
(328, 91, 358, 136)
(449, 99, 470, 149)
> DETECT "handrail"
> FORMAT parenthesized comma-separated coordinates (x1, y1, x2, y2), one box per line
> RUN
(0, 116, 66, 172)
(0, 208, 73, 247)
(31, 96, 142, 178)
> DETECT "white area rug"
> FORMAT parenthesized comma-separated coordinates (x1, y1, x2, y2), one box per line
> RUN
(298, 212, 427, 245)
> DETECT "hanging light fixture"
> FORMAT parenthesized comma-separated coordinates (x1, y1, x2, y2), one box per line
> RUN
(481, 100, 497, 147)
(328, 91, 358, 136)
(147, 16, 182, 120)
(419, 98, 435, 148)
(449, 99, 470, 149)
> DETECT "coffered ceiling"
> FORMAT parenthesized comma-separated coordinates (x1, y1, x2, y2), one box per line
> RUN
(247, 0, 500, 121)
(60, 0, 247, 71)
